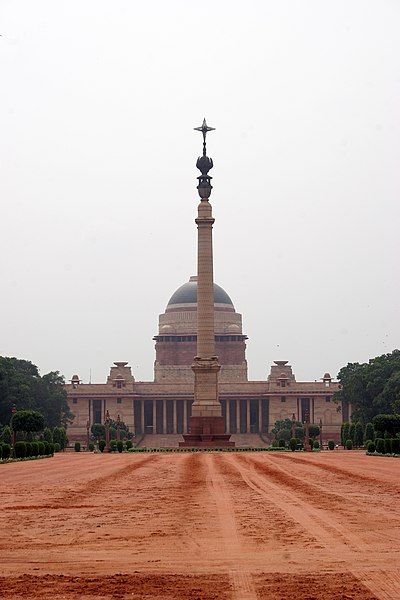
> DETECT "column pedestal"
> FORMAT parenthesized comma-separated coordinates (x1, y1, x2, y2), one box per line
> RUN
(180, 357, 234, 447)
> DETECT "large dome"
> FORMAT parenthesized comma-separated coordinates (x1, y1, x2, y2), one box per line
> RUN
(167, 276, 233, 307)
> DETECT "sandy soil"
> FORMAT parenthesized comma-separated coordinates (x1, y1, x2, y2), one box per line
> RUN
(0, 451, 399, 599)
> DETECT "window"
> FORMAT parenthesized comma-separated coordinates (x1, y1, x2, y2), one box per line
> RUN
(72, 398, 77, 404)
(117, 398, 122, 404)
(281, 380, 286, 387)
(325, 396, 331, 403)
(280, 396, 286, 403)
(116, 380, 122, 389)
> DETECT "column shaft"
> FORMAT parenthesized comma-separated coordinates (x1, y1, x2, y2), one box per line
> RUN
(163, 400, 167, 434)
(258, 399, 262, 433)
(246, 400, 250, 433)
(141, 401, 145, 434)
(153, 399, 157, 434)
(173, 400, 177, 434)
(226, 400, 230, 433)
(236, 399, 241, 433)
(183, 400, 187, 433)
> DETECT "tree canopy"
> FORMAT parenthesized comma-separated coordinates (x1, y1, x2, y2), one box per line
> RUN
(334, 350, 400, 423)
(11, 410, 44, 432)
(0, 357, 73, 428)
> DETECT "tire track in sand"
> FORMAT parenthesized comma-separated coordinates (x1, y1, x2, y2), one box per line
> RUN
(354, 570, 400, 600)
(205, 454, 258, 600)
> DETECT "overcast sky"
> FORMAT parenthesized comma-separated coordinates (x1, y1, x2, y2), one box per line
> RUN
(1, 0, 399, 384)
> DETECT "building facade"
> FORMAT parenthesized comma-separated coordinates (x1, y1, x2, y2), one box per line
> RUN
(66, 277, 345, 443)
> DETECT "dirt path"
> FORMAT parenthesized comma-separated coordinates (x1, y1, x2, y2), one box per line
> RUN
(0, 451, 398, 599)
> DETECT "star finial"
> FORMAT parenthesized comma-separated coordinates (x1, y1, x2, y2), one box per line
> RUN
(194, 118, 215, 156)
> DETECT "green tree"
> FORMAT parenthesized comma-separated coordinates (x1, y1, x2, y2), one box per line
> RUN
(53, 426, 68, 450)
(0, 357, 73, 427)
(354, 422, 364, 447)
(364, 422, 375, 443)
(334, 350, 400, 423)
(1, 425, 12, 445)
(372, 414, 400, 437)
(349, 423, 355, 443)
(341, 422, 350, 446)
(11, 410, 44, 433)
(43, 427, 53, 443)
(91, 423, 105, 440)
(308, 425, 320, 439)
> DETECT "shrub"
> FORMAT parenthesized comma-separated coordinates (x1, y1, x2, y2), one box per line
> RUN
(375, 438, 385, 454)
(2, 444, 11, 459)
(48, 442, 54, 455)
(372, 414, 400, 437)
(364, 422, 375, 443)
(14, 441, 26, 458)
(25, 441, 32, 457)
(384, 438, 392, 454)
(289, 438, 297, 451)
(54, 442, 61, 453)
(313, 440, 320, 450)
(74, 441, 81, 452)
(99, 440, 106, 453)
(125, 440, 133, 450)
(278, 439, 286, 448)
(53, 427, 68, 450)
(117, 440, 123, 453)
(110, 439, 117, 451)
(37, 441, 45, 455)
(341, 422, 350, 446)
(43, 427, 53, 443)
(346, 439, 353, 450)
(1, 426, 12, 445)
(43, 441, 50, 455)
(328, 440, 334, 451)
(391, 438, 400, 454)
(88, 442, 94, 452)
(31, 441, 39, 456)
(367, 441, 376, 453)
(354, 422, 364, 447)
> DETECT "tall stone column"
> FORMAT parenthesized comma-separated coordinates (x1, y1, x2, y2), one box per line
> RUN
(141, 401, 145, 434)
(173, 400, 177, 433)
(226, 400, 230, 434)
(180, 119, 233, 448)
(236, 399, 241, 433)
(163, 400, 167, 434)
(183, 400, 187, 434)
(152, 399, 157, 434)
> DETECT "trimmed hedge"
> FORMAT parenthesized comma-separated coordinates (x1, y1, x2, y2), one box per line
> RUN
(367, 441, 376, 453)
(375, 438, 385, 454)
(14, 441, 26, 458)
(74, 441, 81, 452)
(346, 439, 353, 450)
(327, 440, 334, 450)
(99, 440, 106, 452)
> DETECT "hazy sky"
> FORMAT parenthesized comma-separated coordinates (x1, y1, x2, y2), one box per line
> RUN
(1, 0, 399, 384)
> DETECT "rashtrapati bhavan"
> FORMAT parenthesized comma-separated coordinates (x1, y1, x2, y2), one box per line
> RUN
(65, 120, 346, 445)
(65, 275, 345, 443)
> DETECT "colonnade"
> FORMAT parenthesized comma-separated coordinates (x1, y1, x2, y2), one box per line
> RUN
(87, 397, 269, 435)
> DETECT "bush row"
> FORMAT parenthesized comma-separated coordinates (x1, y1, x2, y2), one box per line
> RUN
(367, 438, 400, 455)
(0, 440, 57, 460)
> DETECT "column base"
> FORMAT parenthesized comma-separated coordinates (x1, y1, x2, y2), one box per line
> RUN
(179, 416, 235, 448)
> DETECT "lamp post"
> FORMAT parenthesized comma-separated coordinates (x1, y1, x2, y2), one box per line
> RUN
(86, 419, 90, 451)
(104, 410, 111, 453)
(116, 414, 121, 442)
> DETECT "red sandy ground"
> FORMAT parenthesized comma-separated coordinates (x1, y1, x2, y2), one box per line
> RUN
(0, 451, 399, 599)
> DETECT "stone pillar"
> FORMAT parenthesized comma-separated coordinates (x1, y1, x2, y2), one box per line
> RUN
(258, 399, 262, 433)
(246, 400, 250, 433)
(173, 400, 177, 434)
(183, 400, 187, 434)
(141, 401, 145, 434)
(226, 400, 230, 434)
(190, 199, 221, 420)
(236, 399, 241, 433)
(153, 399, 157, 434)
(132, 400, 136, 436)
(179, 123, 233, 447)
(163, 400, 167, 434)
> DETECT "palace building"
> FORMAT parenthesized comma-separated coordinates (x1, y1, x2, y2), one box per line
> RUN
(65, 276, 344, 443)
